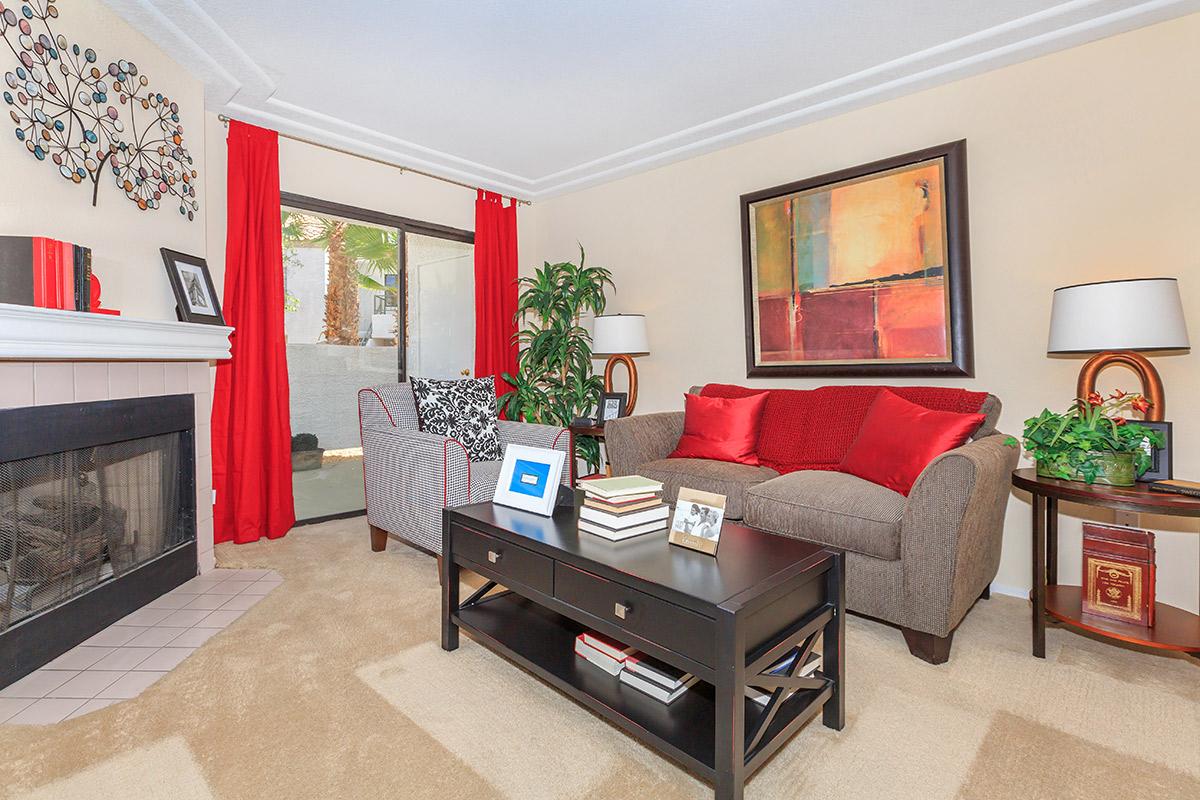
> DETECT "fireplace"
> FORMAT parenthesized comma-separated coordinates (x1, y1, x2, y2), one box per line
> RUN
(0, 395, 197, 686)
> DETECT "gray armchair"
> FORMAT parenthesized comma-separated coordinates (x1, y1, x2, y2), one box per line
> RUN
(358, 383, 571, 555)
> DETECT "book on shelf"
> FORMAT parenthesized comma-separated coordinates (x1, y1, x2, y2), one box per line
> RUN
(1149, 479, 1200, 498)
(579, 631, 636, 662)
(619, 669, 699, 704)
(0, 236, 92, 310)
(1081, 523, 1155, 627)
(624, 652, 693, 691)
(579, 475, 664, 500)
(574, 637, 627, 676)
(745, 651, 823, 706)
(579, 518, 668, 541)
(580, 504, 670, 529)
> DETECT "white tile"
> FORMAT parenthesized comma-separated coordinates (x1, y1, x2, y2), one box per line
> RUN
(220, 593, 264, 611)
(197, 549, 217, 574)
(195, 454, 212, 491)
(240, 580, 280, 596)
(46, 671, 126, 699)
(5, 697, 86, 725)
(134, 647, 194, 671)
(147, 594, 194, 610)
(107, 362, 139, 399)
(66, 697, 121, 720)
(125, 628, 189, 648)
(163, 363, 188, 393)
(196, 609, 245, 628)
(168, 627, 220, 648)
(0, 670, 78, 699)
(81, 626, 146, 647)
(196, 516, 215, 550)
(183, 593, 230, 610)
(171, 577, 225, 595)
(206, 580, 256, 595)
(0, 363, 34, 408)
(227, 568, 272, 580)
(193, 391, 211, 428)
(96, 671, 166, 699)
(137, 362, 166, 396)
(88, 648, 159, 671)
(187, 362, 210, 393)
(0, 697, 36, 723)
(194, 424, 211, 461)
(73, 363, 109, 401)
(33, 362, 73, 405)
(42, 646, 116, 671)
(159, 609, 212, 627)
(117, 607, 176, 627)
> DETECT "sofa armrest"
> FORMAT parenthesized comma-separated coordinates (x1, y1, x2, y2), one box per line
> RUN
(497, 419, 572, 483)
(604, 412, 685, 476)
(900, 433, 1020, 636)
(361, 425, 473, 510)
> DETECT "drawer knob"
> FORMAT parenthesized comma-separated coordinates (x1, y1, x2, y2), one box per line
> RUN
(487, 550, 502, 564)
(614, 602, 631, 620)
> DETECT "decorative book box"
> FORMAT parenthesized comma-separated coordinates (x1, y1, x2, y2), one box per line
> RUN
(1081, 523, 1155, 627)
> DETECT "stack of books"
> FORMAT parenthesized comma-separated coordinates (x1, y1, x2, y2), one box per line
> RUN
(0, 236, 93, 311)
(578, 475, 668, 541)
(573, 631, 636, 676)
(620, 652, 699, 704)
(746, 649, 823, 707)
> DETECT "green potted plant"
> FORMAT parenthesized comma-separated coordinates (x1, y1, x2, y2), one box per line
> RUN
(1012, 392, 1164, 486)
(499, 246, 613, 472)
(291, 433, 325, 472)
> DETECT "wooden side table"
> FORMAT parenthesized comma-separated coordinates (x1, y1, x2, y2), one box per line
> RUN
(1012, 468, 1200, 660)
(568, 423, 607, 482)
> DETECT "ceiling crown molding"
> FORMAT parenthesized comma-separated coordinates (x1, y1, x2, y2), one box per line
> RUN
(105, 0, 1200, 201)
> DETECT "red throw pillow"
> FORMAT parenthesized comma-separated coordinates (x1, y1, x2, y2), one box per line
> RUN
(838, 389, 985, 495)
(669, 392, 769, 466)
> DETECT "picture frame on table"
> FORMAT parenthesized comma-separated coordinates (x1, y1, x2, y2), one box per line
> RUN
(160, 248, 224, 325)
(493, 444, 567, 516)
(1136, 420, 1172, 482)
(598, 391, 628, 424)
(668, 487, 727, 556)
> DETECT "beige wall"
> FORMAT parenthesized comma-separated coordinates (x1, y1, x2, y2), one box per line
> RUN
(0, 0, 206, 320)
(526, 15, 1200, 611)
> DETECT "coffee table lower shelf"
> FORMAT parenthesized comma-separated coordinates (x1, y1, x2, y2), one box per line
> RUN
(453, 592, 832, 782)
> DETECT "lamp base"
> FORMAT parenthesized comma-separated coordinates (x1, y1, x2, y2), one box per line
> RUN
(1076, 350, 1164, 421)
(603, 354, 639, 416)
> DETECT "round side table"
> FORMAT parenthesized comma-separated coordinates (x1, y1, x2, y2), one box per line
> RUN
(1012, 468, 1200, 660)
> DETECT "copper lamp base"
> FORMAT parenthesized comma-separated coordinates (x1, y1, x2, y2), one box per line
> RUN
(603, 354, 639, 416)
(1075, 350, 1165, 421)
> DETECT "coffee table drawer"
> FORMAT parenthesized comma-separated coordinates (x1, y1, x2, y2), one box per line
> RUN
(452, 525, 553, 595)
(554, 563, 714, 667)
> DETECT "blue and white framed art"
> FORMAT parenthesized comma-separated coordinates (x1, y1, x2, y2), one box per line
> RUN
(493, 444, 566, 516)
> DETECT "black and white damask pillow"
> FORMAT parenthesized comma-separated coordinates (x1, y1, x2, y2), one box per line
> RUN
(410, 376, 503, 462)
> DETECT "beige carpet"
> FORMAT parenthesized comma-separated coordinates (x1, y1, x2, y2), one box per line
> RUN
(0, 518, 1196, 800)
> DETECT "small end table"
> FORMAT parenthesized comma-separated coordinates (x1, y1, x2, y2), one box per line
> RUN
(568, 423, 607, 482)
(1012, 468, 1200, 660)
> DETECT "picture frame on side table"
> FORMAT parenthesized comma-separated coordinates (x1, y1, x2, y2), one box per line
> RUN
(1136, 420, 1172, 482)
(493, 444, 567, 516)
(669, 487, 727, 556)
(599, 391, 628, 424)
(160, 248, 224, 325)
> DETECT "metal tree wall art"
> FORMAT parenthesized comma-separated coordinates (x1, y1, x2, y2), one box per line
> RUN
(1, 0, 199, 219)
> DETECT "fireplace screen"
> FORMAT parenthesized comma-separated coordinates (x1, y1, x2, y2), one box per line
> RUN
(1, 432, 192, 633)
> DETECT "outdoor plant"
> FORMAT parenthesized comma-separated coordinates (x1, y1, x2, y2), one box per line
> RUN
(291, 433, 320, 452)
(499, 246, 613, 471)
(1010, 392, 1164, 484)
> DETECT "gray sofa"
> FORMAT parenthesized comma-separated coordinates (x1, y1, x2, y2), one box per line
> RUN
(605, 387, 1018, 664)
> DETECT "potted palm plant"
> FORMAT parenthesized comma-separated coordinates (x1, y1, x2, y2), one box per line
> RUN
(1013, 392, 1164, 486)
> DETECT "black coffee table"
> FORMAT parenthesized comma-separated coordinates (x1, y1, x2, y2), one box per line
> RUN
(442, 501, 845, 800)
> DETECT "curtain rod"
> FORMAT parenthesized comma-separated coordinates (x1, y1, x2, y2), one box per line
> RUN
(216, 114, 531, 206)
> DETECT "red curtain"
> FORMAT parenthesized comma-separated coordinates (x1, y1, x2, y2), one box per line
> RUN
(473, 189, 518, 397)
(211, 121, 294, 544)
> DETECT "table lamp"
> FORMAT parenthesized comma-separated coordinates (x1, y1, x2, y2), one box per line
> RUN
(1047, 278, 1189, 420)
(592, 313, 649, 416)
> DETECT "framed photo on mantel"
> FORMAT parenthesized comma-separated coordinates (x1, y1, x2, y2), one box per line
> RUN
(740, 140, 974, 378)
(161, 248, 224, 326)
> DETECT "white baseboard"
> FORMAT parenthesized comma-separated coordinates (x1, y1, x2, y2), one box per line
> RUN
(989, 582, 1028, 599)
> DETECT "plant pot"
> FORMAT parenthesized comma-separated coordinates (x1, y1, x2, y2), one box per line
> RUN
(1036, 450, 1136, 486)
(291, 448, 325, 472)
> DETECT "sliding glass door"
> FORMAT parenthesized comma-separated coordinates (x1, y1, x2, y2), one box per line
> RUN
(280, 195, 474, 523)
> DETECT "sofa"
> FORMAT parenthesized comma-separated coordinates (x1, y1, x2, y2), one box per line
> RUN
(358, 382, 571, 556)
(604, 384, 1018, 664)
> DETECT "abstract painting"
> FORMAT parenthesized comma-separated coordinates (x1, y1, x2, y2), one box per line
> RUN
(741, 141, 972, 377)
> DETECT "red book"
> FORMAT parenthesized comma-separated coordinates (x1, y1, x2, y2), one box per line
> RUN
(31, 236, 52, 308)
(1081, 523, 1155, 627)
(56, 239, 75, 310)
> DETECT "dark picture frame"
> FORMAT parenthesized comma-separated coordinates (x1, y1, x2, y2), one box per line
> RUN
(740, 140, 973, 378)
(160, 248, 224, 325)
(598, 391, 628, 424)
(1136, 420, 1172, 482)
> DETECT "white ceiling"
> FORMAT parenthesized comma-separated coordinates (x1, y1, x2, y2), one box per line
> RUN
(105, 0, 1199, 200)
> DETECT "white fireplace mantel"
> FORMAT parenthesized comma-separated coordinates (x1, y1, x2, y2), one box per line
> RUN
(0, 303, 234, 361)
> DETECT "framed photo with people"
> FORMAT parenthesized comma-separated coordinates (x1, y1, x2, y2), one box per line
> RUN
(669, 487, 727, 556)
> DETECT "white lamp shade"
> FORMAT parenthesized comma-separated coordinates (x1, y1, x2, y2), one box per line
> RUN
(1047, 278, 1189, 353)
(592, 314, 649, 355)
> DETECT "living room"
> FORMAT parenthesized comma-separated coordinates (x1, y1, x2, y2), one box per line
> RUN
(0, 1, 1196, 798)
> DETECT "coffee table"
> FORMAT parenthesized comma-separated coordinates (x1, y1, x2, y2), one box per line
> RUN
(442, 501, 844, 800)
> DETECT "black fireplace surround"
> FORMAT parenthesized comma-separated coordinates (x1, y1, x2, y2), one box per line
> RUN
(0, 395, 197, 687)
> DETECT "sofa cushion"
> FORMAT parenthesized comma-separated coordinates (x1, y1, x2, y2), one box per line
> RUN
(410, 376, 502, 462)
(743, 470, 905, 560)
(637, 458, 779, 520)
(701, 383, 988, 474)
(669, 391, 769, 466)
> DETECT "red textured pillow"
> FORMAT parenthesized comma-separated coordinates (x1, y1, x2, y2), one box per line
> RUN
(669, 392, 769, 466)
(838, 389, 985, 495)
